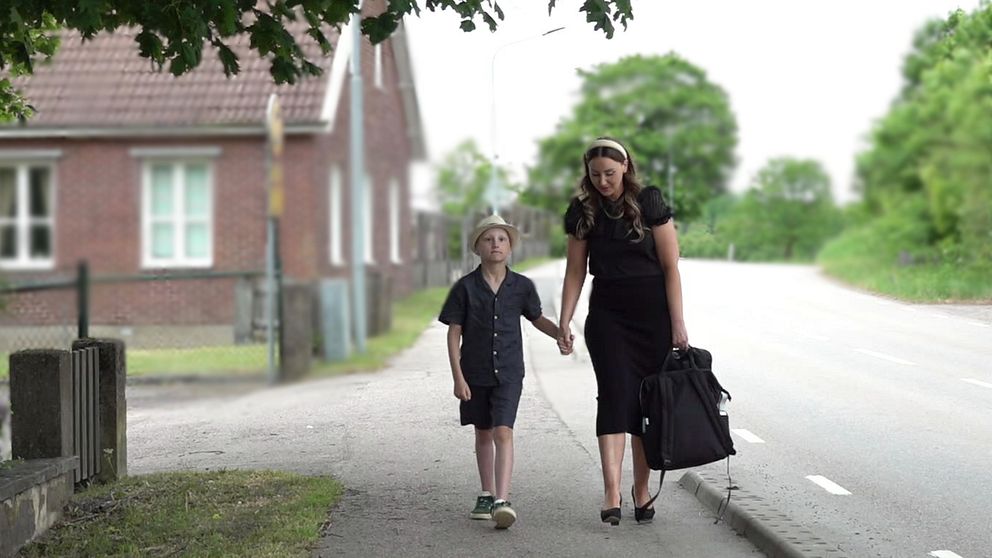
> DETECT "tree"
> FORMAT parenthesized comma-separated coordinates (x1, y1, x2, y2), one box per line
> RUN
(721, 158, 841, 261)
(523, 53, 738, 224)
(434, 138, 513, 257)
(855, 4, 992, 263)
(436, 138, 510, 215)
(0, 0, 634, 121)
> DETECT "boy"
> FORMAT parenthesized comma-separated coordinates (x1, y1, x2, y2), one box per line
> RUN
(438, 214, 560, 529)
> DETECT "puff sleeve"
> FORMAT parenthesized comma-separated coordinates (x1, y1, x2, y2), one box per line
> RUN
(563, 197, 583, 236)
(639, 186, 674, 227)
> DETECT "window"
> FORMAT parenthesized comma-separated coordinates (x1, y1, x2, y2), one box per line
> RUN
(329, 165, 344, 266)
(364, 173, 374, 264)
(389, 178, 402, 263)
(142, 161, 213, 268)
(0, 163, 55, 269)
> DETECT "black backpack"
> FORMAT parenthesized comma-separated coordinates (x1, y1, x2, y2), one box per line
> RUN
(638, 346, 736, 519)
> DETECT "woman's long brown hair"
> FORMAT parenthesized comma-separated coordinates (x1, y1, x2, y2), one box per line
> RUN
(573, 137, 646, 241)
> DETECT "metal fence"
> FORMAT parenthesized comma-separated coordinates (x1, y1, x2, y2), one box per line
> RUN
(72, 345, 101, 484)
(1, 264, 273, 377)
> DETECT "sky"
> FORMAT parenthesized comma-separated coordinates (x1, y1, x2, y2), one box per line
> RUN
(402, 0, 980, 210)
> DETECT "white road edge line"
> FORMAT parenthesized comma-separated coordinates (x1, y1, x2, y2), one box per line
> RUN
(962, 378, 992, 390)
(805, 475, 852, 495)
(854, 348, 917, 366)
(731, 429, 766, 443)
(929, 551, 964, 558)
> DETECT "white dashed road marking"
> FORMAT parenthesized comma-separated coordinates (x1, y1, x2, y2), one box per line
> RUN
(805, 475, 852, 495)
(731, 429, 766, 443)
(854, 348, 917, 366)
(962, 378, 992, 390)
(929, 551, 964, 558)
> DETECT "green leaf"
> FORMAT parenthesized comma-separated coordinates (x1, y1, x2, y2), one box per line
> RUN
(362, 13, 399, 44)
(214, 41, 239, 77)
(135, 30, 165, 66)
(459, 19, 476, 32)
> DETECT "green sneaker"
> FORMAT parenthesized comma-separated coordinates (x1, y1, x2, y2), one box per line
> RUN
(470, 493, 494, 520)
(492, 500, 517, 529)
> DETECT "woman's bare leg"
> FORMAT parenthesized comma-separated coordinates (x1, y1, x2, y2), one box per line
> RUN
(598, 433, 626, 509)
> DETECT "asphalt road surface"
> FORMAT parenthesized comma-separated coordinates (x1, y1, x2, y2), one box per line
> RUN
(528, 258, 991, 558)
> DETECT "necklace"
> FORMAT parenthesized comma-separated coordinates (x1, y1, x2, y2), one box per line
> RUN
(602, 199, 624, 220)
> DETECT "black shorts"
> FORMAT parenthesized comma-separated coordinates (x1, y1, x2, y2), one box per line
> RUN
(460, 381, 523, 429)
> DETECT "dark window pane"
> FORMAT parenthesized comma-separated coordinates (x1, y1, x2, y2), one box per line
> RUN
(0, 225, 15, 257)
(0, 169, 15, 218)
(30, 224, 51, 257)
(29, 167, 51, 217)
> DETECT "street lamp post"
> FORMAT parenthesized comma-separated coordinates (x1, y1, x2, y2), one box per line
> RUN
(486, 26, 565, 215)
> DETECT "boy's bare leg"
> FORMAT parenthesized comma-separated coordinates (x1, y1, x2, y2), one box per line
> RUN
(475, 428, 496, 494)
(598, 433, 626, 509)
(493, 426, 514, 500)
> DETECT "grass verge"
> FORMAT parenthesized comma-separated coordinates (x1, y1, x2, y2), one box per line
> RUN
(818, 225, 992, 302)
(312, 286, 447, 377)
(312, 256, 558, 377)
(19, 470, 341, 558)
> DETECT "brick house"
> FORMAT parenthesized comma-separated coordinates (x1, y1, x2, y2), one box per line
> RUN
(0, 2, 424, 349)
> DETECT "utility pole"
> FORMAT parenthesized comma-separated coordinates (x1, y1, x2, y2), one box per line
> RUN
(265, 93, 284, 384)
(349, 12, 367, 354)
(667, 149, 675, 212)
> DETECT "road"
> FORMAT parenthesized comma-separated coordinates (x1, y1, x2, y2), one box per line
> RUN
(526, 258, 991, 558)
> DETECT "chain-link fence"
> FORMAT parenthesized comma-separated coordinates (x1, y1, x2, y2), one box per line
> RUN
(1, 265, 275, 380)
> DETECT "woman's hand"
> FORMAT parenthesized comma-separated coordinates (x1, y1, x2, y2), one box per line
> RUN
(672, 320, 689, 351)
(453, 378, 471, 401)
(557, 324, 575, 355)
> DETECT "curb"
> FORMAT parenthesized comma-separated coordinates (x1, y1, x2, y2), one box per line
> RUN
(679, 470, 848, 558)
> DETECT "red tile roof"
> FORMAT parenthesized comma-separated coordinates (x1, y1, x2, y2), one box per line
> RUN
(9, 24, 337, 129)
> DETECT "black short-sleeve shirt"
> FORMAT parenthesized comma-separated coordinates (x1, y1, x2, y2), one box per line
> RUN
(563, 186, 674, 279)
(438, 265, 543, 386)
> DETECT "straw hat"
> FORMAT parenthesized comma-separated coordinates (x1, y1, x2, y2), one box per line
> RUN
(469, 214, 521, 255)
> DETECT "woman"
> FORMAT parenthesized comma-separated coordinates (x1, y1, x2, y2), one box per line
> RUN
(557, 137, 689, 525)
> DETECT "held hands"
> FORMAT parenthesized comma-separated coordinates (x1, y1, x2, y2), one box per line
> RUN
(453, 378, 471, 401)
(557, 325, 575, 355)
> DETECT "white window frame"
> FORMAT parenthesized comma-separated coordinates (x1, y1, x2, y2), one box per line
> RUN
(329, 165, 345, 266)
(389, 177, 402, 264)
(0, 161, 56, 270)
(364, 173, 375, 264)
(140, 159, 215, 269)
(374, 43, 384, 90)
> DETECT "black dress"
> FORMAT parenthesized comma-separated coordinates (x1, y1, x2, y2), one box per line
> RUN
(564, 186, 674, 436)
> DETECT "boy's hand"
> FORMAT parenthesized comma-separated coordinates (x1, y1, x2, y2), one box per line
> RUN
(453, 378, 471, 401)
(557, 325, 575, 355)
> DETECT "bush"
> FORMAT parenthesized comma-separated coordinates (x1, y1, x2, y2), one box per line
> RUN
(679, 226, 727, 259)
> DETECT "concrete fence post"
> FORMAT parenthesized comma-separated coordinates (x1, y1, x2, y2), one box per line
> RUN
(72, 338, 128, 482)
(279, 281, 313, 382)
(10, 350, 73, 461)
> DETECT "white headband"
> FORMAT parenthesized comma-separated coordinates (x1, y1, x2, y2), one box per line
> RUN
(587, 138, 628, 161)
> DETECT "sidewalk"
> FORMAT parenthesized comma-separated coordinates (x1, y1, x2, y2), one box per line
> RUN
(308, 323, 761, 557)
(126, 262, 762, 557)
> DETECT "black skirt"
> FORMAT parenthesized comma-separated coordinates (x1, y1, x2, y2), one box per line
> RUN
(584, 274, 672, 436)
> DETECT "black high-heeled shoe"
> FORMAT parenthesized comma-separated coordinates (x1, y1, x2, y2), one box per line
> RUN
(632, 486, 657, 524)
(600, 497, 621, 526)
